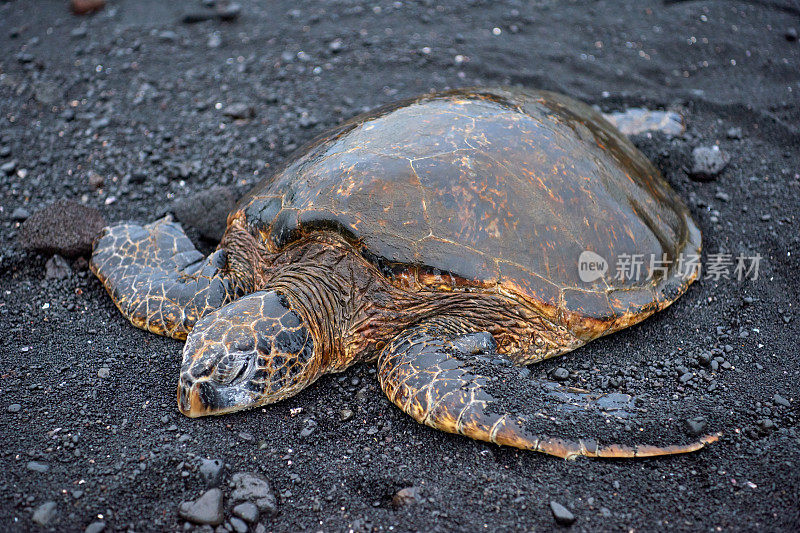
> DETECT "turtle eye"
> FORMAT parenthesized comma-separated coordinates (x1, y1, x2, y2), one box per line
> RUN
(212, 355, 250, 385)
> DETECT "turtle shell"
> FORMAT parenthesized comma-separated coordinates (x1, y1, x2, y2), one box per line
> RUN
(234, 87, 701, 339)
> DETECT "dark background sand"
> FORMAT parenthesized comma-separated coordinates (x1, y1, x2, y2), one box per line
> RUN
(1, 1, 798, 531)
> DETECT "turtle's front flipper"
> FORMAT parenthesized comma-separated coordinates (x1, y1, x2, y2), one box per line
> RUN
(90, 216, 235, 340)
(378, 319, 720, 459)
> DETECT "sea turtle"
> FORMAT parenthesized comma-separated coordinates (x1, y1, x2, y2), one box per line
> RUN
(91, 87, 718, 459)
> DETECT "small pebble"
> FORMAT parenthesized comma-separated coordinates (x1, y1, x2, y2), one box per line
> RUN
(32, 501, 58, 526)
(690, 146, 730, 180)
(159, 31, 178, 43)
(222, 103, 254, 119)
(1, 160, 17, 175)
(726, 127, 742, 139)
(45, 255, 72, 280)
(230, 517, 248, 533)
(178, 488, 224, 526)
(549, 501, 576, 526)
(199, 458, 225, 487)
(685, 416, 707, 436)
(300, 419, 318, 437)
(11, 207, 30, 221)
(207, 33, 222, 49)
(392, 486, 423, 507)
(773, 394, 790, 407)
(27, 461, 50, 473)
(232, 502, 259, 523)
(217, 2, 241, 21)
(85, 521, 106, 533)
(230, 472, 277, 514)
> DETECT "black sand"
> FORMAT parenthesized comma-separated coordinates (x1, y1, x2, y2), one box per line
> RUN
(1, 1, 798, 531)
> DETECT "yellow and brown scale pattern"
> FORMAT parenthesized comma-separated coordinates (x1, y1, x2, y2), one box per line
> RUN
(90, 217, 234, 340)
(377, 318, 719, 459)
(235, 87, 701, 342)
(178, 290, 317, 416)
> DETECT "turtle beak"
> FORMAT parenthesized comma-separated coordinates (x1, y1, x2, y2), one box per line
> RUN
(178, 382, 207, 418)
(177, 378, 259, 417)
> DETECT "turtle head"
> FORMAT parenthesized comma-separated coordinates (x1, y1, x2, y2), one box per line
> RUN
(178, 290, 320, 417)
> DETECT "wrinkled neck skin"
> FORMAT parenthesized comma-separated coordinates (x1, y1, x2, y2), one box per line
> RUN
(221, 222, 574, 376)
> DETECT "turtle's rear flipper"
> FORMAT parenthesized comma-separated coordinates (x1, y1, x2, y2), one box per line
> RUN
(378, 319, 720, 459)
(90, 216, 234, 340)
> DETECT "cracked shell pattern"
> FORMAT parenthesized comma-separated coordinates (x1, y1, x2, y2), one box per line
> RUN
(236, 87, 701, 339)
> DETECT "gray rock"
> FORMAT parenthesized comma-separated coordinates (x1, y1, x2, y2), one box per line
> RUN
(603, 108, 684, 136)
(300, 419, 317, 438)
(178, 488, 224, 525)
(328, 38, 344, 52)
(392, 486, 423, 507)
(199, 458, 225, 487)
(11, 207, 30, 221)
(85, 521, 106, 533)
(91, 117, 110, 129)
(726, 127, 742, 140)
(217, 2, 241, 21)
(230, 472, 277, 515)
(32, 501, 58, 526)
(549, 501, 576, 525)
(207, 33, 222, 49)
(551, 368, 569, 381)
(17, 199, 106, 257)
(88, 171, 104, 190)
(172, 186, 237, 241)
(27, 461, 50, 473)
(34, 80, 61, 105)
(7, 403, 22, 413)
(1, 160, 17, 175)
(232, 502, 259, 523)
(230, 517, 248, 533)
(773, 394, 790, 407)
(45, 255, 72, 279)
(222, 103, 254, 120)
(684, 416, 707, 436)
(690, 146, 730, 180)
(97, 367, 110, 379)
(159, 30, 178, 42)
